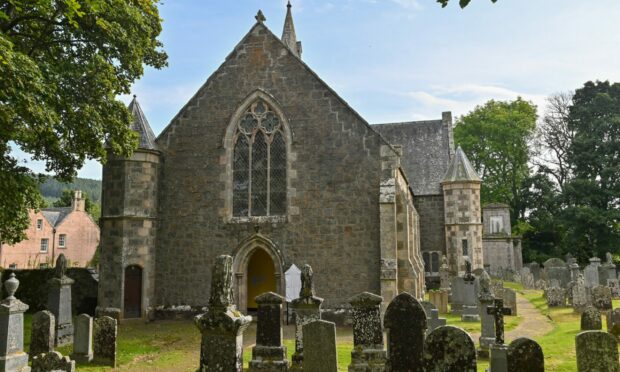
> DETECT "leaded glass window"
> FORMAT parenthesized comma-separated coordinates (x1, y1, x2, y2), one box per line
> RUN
(232, 100, 287, 217)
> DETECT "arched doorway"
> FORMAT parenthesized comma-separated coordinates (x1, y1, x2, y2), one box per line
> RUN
(246, 249, 276, 310)
(124, 265, 142, 318)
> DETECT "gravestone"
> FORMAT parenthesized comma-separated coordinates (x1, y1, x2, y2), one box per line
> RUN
(535, 279, 547, 291)
(93, 316, 117, 367)
(581, 306, 602, 330)
(478, 270, 495, 357)
(290, 265, 323, 370)
(607, 308, 620, 338)
(591, 285, 612, 311)
(487, 298, 512, 372)
(491, 281, 504, 298)
(520, 267, 535, 289)
(0, 273, 30, 372)
(570, 263, 580, 282)
(428, 290, 448, 314)
(575, 330, 620, 372)
(31, 351, 75, 372)
(71, 314, 93, 363)
(529, 262, 541, 281)
(572, 274, 589, 313)
(600, 252, 617, 285)
(461, 264, 479, 321)
(543, 258, 570, 288)
(608, 279, 620, 298)
(285, 264, 302, 303)
(194, 255, 251, 372)
(450, 277, 465, 313)
(585, 257, 602, 288)
(302, 320, 337, 372)
(507, 337, 544, 372)
(421, 301, 436, 318)
(423, 326, 476, 372)
(439, 255, 450, 290)
(348, 292, 387, 371)
(29, 310, 55, 359)
(47, 254, 74, 346)
(249, 292, 288, 371)
(427, 309, 446, 336)
(546, 286, 566, 307)
(384, 292, 426, 372)
(503, 288, 517, 316)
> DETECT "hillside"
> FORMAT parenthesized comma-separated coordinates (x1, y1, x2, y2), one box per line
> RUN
(39, 176, 102, 203)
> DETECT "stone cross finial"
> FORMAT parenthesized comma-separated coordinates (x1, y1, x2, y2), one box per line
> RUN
(487, 298, 512, 344)
(55, 253, 67, 279)
(299, 264, 315, 298)
(255, 10, 266, 23)
(4, 272, 19, 300)
(208, 255, 234, 309)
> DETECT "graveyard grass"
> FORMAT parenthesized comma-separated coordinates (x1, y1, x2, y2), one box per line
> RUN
(20, 284, 620, 371)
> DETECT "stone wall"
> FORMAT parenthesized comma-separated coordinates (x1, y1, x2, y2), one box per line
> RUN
(413, 195, 446, 254)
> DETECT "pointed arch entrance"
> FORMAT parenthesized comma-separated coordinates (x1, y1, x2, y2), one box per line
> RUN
(123, 265, 143, 318)
(232, 233, 285, 313)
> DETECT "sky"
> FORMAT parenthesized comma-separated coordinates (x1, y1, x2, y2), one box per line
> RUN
(14, 0, 620, 179)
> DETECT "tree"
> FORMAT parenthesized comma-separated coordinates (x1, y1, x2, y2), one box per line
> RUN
(561, 81, 620, 258)
(437, 0, 497, 8)
(0, 0, 167, 243)
(454, 98, 537, 224)
(52, 189, 100, 222)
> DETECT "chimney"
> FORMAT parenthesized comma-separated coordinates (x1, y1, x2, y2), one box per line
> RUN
(72, 190, 85, 212)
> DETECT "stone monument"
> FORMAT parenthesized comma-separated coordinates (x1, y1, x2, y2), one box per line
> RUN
(29, 311, 55, 359)
(290, 264, 323, 370)
(302, 320, 337, 372)
(47, 254, 74, 346)
(348, 292, 387, 371)
(478, 270, 495, 357)
(0, 273, 30, 372)
(249, 292, 289, 371)
(383, 292, 426, 372)
(71, 314, 93, 363)
(487, 298, 512, 372)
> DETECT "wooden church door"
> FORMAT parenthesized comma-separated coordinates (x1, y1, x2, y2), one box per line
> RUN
(124, 265, 142, 318)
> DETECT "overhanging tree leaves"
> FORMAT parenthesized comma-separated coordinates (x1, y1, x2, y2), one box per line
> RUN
(0, 0, 166, 243)
(454, 98, 537, 224)
(437, 0, 498, 8)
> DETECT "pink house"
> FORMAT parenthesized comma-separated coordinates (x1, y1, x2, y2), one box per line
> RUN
(0, 191, 99, 269)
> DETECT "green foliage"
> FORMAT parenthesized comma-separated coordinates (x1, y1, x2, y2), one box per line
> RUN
(437, 0, 498, 8)
(454, 98, 537, 224)
(51, 189, 101, 222)
(0, 0, 167, 243)
(39, 176, 101, 202)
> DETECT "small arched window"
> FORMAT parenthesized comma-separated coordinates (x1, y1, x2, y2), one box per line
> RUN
(233, 100, 287, 217)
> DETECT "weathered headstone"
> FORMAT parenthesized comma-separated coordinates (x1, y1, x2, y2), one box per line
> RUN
(507, 337, 544, 372)
(93, 316, 117, 367)
(585, 257, 602, 288)
(581, 306, 602, 330)
(0, 273, 30, 372)
(450, 277, 465, 313)
(439, 255, 450, 290)
(478, 270, 495, 357)
(591, 285, 612, 311)
(608, 279, 620, 298)
(302, 320, 337, 372)
(503, 288, 517, 316)
(348, 292, 387, 371)
(29, 310, 55, 359)
(546, 286, 566, 307)
(428, 290, 448, 314)
(423, 326, 476, 372)
(31, 351, 75, 372)
(487, 298, 512, 372)
(570, 263, 580, 282)
(607, 308, 620, 338)
(421, 301, 436, 318)
(461, 264, 479, 321)
(427, 309, 446, 336)
(71, 314, 93, 363)
(529, 262, 541, 281)
(543, 258, 570, 288)
(249, 292, 289, 371)
(290, 265, 323, 370)
(194, 255, 251, 372)
(600, 252, 617, 285)
(383, 292, 426, 372)
(521, 267, 535, 290)
(572, 274, 590, 313)
(575, 330, 620, 372)
(47, 254, 74, 347)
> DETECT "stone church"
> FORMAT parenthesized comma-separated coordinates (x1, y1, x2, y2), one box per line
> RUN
(97, 4, 487, 319)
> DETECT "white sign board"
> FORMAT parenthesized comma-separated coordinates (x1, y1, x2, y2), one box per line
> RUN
(285, 264, 302, 301)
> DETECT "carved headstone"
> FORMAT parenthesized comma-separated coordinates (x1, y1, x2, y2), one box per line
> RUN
(546, 286, 566, 307)
(428, 290, 448, 314)
(543, 258, 570, 287)
(591, 285, 612, 311)
(47, 254, 74, 346)
(348, 292, 387, 371)
(194, 255, 251, 372)
(581, 306, 602, 331)
(0, 273, 30, 372)
(302, 320, 337, 372)
(575, 330, 620, 372)
(383, 292, 426, 372)
(478, 270, 495, 357)
(584, 257, 602, 288)
(439, 255, 450, 290)
(29, 311, 55, 359)
(249, 292, 289, 372)
(31, 351, 75, 372)
(71, 314, 93, 363)
(290, 264, 323, 370)
(423, 326, 476, 372)
(572, 274, 590, 313)
(93, 316, 117, 367)
(507, 337, 544, 372)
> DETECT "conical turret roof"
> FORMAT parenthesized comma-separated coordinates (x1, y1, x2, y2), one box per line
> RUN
(442, 146, 481, 183)
(128, 96, 158, 150)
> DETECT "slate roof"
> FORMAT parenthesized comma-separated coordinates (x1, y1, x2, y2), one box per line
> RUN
(128, 96, 158, 150)
(373, 119, 454, 195)
(442, 146, 481, 183)
(41, 207, 72, 227)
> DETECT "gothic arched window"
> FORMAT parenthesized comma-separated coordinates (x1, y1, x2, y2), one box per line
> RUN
(232, 100, 287, 217)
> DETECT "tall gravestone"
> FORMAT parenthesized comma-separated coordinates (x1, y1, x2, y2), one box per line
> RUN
(29, 310, 55, 359)
(572, 274, 589, 313)
(31, 351, 75, 372)
(487, 298, 512, 372)
(478, 271, 495, 357)
(576, 330, 620, 372)
(506, 337, 544, 372)
(600, 253, 617, 285)
(195, 255, 251, 372)
(249, 292, 289, 372)
(423, 326, 476, 372)
(383, 292, 426, 372)
(290, 265, 323, 370)
(503, 288, 517, 316)
(581, 306, 602, 330)
(585, 257, 602, 288)
(71, 314, 93, 363)
(461, 261, 479, 322)
(428, 290, 448, 314)
(93, 316, 116, 367)
(47, 254, 74, 346)
(439, 255, 450, 290)
(348, 292, 387, 371)
(0, 273, 30, 372)
(302, 320, 337, 372)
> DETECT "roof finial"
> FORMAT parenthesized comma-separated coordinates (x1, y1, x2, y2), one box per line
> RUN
(281, 0, 302, 58)
(287, 0, 292, 8)
(255, 9, 266, 23)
